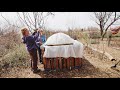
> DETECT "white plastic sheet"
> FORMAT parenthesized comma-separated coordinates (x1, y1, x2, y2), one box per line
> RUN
(41, 33, 84, 58)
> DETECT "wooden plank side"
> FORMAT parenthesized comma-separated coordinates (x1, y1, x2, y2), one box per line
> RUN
(51, 58, 55, 70)
(56, 58, 59, 70)
(71, 57, 75, 69)
(46, 58, 51, 71)
(44, 57, 82, 71)
(67, 58, 70, 70)
(79, 58, 82, 67)
(59, 58, 62, 70)
(43, 57, 46, 69)
(63, 58, 67, 70)
(75, 58, 80, 69)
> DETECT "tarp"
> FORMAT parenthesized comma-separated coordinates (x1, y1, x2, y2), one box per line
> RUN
(41, 33, 84, 58)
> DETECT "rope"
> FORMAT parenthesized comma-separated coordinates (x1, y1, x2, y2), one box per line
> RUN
(46, 43, 73, 46)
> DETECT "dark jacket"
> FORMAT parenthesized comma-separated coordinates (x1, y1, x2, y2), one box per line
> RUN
(22, 32, 39, 51)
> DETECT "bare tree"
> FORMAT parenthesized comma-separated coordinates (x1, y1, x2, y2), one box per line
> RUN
(0, 13, 24, 30)
(17, 12, 54, 33)
(93, 12, 120, 40)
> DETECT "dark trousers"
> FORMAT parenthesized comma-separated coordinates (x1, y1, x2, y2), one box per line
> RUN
(37, 46, 43, 62)
(28, 49, 38, 70)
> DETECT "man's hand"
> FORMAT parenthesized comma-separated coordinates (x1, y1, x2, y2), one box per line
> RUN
(40, 41, 42, 45)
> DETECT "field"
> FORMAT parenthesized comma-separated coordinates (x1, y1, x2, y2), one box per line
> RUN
(0, 28, 120, 78)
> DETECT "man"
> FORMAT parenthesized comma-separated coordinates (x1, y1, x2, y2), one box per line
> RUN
(34, 28, 46, 64)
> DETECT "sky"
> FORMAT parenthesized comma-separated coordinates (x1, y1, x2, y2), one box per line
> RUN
(45, 12, 97, 30)
(0, 12, 99, 31)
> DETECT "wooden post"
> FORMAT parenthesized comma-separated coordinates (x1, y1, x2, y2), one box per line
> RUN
(108, 35, 112, 47)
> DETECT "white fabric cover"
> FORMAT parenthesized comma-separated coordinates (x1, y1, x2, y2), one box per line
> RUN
(44, 33, 74, 45)
(41, 33, 84, 58)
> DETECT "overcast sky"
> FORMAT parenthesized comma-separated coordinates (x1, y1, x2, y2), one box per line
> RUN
(0, 12, 100, 31)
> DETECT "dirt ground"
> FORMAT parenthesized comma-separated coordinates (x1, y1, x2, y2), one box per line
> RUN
(1, 50, 120, 78)
(90, 40, 120, 60)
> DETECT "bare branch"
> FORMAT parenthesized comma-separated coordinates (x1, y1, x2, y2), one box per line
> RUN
(1, 13, 11, 25)
(93, 12, 120, 40)
(16, 12, 54, 33)
(1, 13, 21, 29)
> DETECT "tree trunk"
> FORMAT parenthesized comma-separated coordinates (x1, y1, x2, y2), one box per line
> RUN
(101, 35, 104, 40)
(101, 30, 103, 36)
(100, 26, 103, 36)
(101, 31, 107, 40)
(108, 35, 112, 47)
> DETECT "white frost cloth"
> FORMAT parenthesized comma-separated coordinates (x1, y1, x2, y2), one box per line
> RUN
(40, 33, 84, 58)
(42, 40, 84, 58)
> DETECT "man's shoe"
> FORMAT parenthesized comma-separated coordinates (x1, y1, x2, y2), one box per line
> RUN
(33, 69, 41, 73)
(40, 60, 43, 64)
(40, 61, 43, 64)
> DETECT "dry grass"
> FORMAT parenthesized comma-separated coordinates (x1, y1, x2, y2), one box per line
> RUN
(0, 29, 30, 77)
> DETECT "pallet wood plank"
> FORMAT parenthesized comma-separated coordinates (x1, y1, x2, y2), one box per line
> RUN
(67, 58, 70, 70)
(71, 57, 75, 69)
